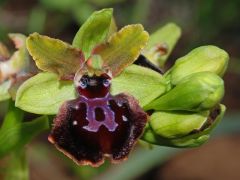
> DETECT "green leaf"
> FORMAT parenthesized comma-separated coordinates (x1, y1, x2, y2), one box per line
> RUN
(94, 24, 149, 77)
(26, 33, 84, 78)
(1, 100, 24, 130)
(111, 64, 166, 107)
(0, 116, 49, 158)
(144, 72, 224, 111)
(16, 72, 76, 115)
(165, 45, 229, 85)
(72, 8, 114, 58)
(149, 110, 209, 139)
(0, 80, 11, 101)
(5, 149, 29, 180)
(143, 23, 181, 67)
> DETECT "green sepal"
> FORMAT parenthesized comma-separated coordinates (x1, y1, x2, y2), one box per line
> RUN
(72, 8, 115, 58)
(144, 72, 224, 112)
(16, 65, 166, 114)
(15, 72, 76, 115)
(111, 64, 167, 107)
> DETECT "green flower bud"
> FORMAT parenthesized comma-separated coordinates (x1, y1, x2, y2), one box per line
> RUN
(165, 46, 229, 85)
(150, 110, 210, 139)
(144, 72, 224, 112)
(141, 104, 225, 147)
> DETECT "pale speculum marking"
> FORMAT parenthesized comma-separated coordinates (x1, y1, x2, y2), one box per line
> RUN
(73, 73, 121, 133)
(77, 94, 118, 132)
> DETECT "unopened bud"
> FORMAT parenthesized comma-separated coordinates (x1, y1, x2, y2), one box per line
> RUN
(142, 104, 225, 147)
(144, 72, 224, 112)
(165, 46, 229, 85)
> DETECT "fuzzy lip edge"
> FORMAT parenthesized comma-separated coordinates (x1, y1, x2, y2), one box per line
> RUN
(48, 132, 136, 167)
(48, 135, 105, 167)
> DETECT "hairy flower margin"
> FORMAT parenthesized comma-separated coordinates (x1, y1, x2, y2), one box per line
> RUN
(0, 8, 229, 167)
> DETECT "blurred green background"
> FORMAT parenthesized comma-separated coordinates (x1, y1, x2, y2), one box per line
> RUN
(0, 0, 240, 179)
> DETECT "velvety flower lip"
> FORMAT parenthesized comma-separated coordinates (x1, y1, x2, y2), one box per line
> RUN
(48, 73, 148, 167)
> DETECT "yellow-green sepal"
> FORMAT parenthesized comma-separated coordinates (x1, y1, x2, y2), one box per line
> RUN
(26, 33, 84, 79)
(94, 24, 149, 77)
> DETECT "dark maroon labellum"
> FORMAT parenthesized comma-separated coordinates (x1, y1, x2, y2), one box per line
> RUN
(48, 73, 148, 167)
